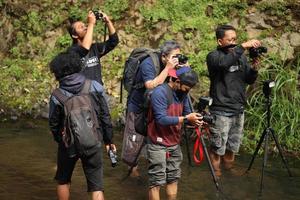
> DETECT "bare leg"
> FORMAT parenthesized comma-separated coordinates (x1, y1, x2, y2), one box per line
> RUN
(91, 191, 105, 200)
(130, 165, 140, 177)
(57, 184, 70, 200)
(149, 186, 160, 200)
(166, 182, 178, 200)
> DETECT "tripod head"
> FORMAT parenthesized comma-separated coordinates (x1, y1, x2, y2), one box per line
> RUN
(263, 80, 275, 98)
(262, 80, 275, 128)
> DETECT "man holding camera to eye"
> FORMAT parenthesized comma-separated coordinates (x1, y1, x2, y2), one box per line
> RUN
(67, 10, 119, 86)
(206, 25, 261, 177)
(147, 67, 203, 200)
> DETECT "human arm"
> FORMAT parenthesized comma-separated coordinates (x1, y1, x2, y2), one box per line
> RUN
(95, 11, 119, 57)
(48, 96, 64, 143)
(206, 46, 245, 71)
(151, 88, 202, 126)
(81, 11, 96, 50)
(143, 56, 178, 90)
(179, 97, 203, 126)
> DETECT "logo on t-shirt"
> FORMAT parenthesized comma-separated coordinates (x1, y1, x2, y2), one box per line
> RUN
(228, 65, 240, 72)
(83, 56, 99, 68)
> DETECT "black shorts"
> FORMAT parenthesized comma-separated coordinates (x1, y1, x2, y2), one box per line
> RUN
(55, 143, 103, 192)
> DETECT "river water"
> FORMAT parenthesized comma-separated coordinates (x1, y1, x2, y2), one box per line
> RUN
(0, 119, 299, 200)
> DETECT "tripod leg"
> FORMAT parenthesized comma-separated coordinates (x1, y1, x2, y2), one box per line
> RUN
(200, 135, 220, 191)
(269, 128, 292, 177)
(184, 126, 193, 167)
(259, 128, 269, 195)
(246, 129, 267, 173)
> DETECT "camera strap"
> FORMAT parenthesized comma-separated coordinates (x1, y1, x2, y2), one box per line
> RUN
(193, 126, 210, 165)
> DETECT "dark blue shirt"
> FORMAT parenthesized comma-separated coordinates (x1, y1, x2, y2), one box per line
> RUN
(127, 56, 161, 113)
(151, 84, 191, 125)
(147, 83, 192, 146)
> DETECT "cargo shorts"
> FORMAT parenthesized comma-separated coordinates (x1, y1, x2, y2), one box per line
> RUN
(147, 143, 183, 188)
(209, 113, 244, 155)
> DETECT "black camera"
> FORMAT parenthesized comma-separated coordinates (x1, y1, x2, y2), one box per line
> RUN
(108, 147, 118, 167)
(93, 10, 103, 20)
(249, 46, 268, 59)
(197, 96, 214, 124)
(174, 54, 188, 65)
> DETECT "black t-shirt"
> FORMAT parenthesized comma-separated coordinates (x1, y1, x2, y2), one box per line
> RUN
(68, 33, 119, 85)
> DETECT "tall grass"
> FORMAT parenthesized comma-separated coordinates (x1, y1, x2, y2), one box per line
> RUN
(243, 57, 300, 155)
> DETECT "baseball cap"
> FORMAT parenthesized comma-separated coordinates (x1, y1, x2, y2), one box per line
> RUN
(168, 66, 191, 78)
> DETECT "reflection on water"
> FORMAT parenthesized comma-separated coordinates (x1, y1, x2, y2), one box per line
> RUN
(0, 119, 299, 200)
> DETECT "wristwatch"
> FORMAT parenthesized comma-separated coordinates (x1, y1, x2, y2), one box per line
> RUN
(183, 116, 188, 124)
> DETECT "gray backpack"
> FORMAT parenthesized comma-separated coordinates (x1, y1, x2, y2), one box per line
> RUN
(53, 79, 101, 158)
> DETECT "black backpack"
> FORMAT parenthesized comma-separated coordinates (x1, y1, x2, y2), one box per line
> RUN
(52, 79, 101, 158)
(121, 48, 161, 96)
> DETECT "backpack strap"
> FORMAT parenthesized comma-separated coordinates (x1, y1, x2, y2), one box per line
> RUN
(52, 88, 69, 106)
(149, 51, 160, 76)
(164, 84, 173, 106)
(80, 79, 92, 94)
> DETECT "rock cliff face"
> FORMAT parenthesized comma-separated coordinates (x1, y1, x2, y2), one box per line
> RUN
(1, 0, 299, 61)
(0, 0, 299, 119)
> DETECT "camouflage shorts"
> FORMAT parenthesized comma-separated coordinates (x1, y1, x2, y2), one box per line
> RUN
(209, 113, 244, 155)
(147, 143, 183, 188)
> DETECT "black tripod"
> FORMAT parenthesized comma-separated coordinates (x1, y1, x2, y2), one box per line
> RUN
(186, 95, 220, 191)
(245, 80, 292, 194)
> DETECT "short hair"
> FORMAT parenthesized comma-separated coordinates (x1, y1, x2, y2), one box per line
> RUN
(178, 69, 199, 88)
(215, 25, 236, 39)
(159, 40, 181, 56)
(49, 51, 82, 80)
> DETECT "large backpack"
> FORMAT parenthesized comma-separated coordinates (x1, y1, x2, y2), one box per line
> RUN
(122, 47, 161, 95)
(121, 84, 173, 167)
(52, 79, 101, 158)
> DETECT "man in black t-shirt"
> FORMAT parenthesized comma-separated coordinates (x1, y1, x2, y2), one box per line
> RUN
(67, 10, 119, 85)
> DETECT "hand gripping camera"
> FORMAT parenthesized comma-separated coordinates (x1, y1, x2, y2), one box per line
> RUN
(197, 96, 215, 124)
(174, 54, 189, 65)
(93, 10, 104, 20)
(249, 46, 268, 59)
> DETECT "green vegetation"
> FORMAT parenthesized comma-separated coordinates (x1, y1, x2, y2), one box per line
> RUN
(244, 57, 300, 154)
(0, 0, 299, 155)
